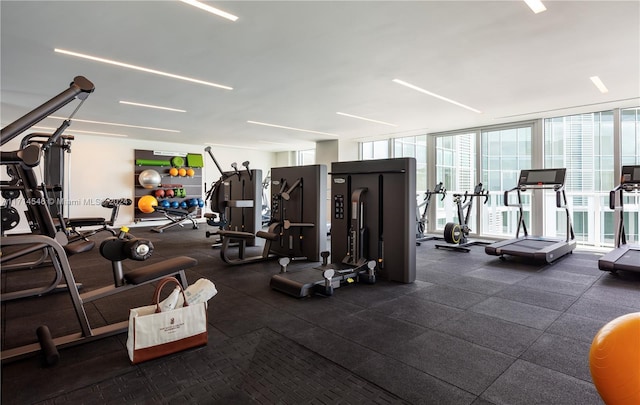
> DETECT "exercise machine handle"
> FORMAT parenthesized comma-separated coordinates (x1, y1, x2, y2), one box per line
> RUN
(461, 184, 488, 204)
(1, 76, 94, 146)
(503, 186, 520, 207)
(0, 144, 41, 167)
(204, 146, 225, 176)
(435, 182, 447, 200)
(555, 188, 568, 209)
(242, 161, 253, 181)
(19, 132, 74, 150)
(281, 178, 301, 201)
(609, 185, 622, 210)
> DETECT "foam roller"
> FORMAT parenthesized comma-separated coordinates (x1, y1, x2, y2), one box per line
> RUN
(135, 159, 171, 167)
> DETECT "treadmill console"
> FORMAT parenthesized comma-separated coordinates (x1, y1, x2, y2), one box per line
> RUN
(518, 168, 566, 187)
(620, 165, 640, 185)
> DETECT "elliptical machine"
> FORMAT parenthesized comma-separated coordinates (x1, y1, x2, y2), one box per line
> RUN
(435, 183, 489, 252)
(416, 182, 446, 245)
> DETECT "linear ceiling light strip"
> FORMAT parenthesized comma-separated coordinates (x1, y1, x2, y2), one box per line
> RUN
(247, 120, 340, 137)
(54, 48, 232, 90)
(336, 112, 398, 127)
(179, 0, 238, 21)
(33, 125, 128, 137)
(50, 115, 180, 133)
(524, 0, 546, 14)
(392, 79, 482, 114)
(119, 101, 186, 112)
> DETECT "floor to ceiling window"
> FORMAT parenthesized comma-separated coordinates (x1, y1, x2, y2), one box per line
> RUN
(544, 112, 614, 246)
(297, 149, 315, 166)
(620, 107, 640, 243)
(435, 133, 476, 231)
(358, 107, 639, 248)
(361, 140, 390, 160)
(394, 135, 428, 193)
(481, 125, 533, 238)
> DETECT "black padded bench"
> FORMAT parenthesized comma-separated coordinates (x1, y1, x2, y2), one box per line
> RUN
(124, 256, 198, 285)
(216, 229, 279, 264)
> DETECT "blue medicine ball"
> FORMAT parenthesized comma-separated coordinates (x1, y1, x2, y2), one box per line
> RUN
(161, 200, 170, 208)
(180, 201, 188, 209)
(170, 201, 179, 209)
(197, 198, 205, 208)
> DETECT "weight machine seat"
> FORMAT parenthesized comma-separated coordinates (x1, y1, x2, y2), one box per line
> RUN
(217, 230, 256, 240)
(256, 230, 279, 241)
(64, 240, 95, 255)
(217, 229, 279, 242)
(124, 256, 198, 285)
(64, 217, 106, 227)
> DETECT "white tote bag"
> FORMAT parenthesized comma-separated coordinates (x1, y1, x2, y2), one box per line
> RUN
(126, 277, 208, 364)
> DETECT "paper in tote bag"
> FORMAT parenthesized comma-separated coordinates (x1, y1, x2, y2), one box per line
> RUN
(126, 277, 208, 364)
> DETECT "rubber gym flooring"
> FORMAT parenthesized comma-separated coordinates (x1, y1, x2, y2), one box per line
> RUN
(2, 226, 640, 404)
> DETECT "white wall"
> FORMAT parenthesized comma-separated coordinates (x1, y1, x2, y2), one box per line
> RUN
(3, 135, 276, 233)
(275, 151, 297, 167)
(338, 139, 359, 162)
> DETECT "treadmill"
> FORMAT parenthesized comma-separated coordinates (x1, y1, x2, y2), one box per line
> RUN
(598, 165, 640, 273)
(485, 168, 576, 263)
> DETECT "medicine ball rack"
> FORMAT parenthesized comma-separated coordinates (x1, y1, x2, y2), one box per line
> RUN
(133, 149, 204, 231)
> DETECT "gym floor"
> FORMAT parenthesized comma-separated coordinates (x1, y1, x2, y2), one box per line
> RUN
(2, 226, 640, 404)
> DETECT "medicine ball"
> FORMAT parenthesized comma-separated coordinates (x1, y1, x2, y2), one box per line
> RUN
(137, 195, 158, 213)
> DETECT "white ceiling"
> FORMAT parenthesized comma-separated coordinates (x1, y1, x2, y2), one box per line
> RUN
(1, 1, 639, 152)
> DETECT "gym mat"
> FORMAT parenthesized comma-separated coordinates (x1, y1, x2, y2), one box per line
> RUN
(3, 328, 407, 404)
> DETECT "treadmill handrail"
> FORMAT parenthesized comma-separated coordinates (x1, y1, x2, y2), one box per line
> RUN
(609, 184, 623, 211)
(503, 172, 574, 242)
(518, 182, 565, 192)
(503, 186, 520, 207)
(503, 186, 528, 238)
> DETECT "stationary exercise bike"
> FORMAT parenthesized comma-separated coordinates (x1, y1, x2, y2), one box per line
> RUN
(435, 183, 489, 252)
(416, 182, 446, 245)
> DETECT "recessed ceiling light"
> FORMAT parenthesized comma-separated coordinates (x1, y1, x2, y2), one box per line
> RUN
(54, 48, 233, 90)
(119, 101, 186, 112)
(33, 126, 128, 137)
(590, 76, 609, 94)
(336, 112, 398, 127)
(524, 0, 546, 14)
(247, 120, 339, 137)
(50, 116, 180, 133)
(179, 0, 238, 22)
(392, 79, 482, 114)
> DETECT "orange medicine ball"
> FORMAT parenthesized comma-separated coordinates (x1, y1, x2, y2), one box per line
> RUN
(589, 312, 640, 405)
(169, 167, 179, 177)
(137, 195, 158, 214)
